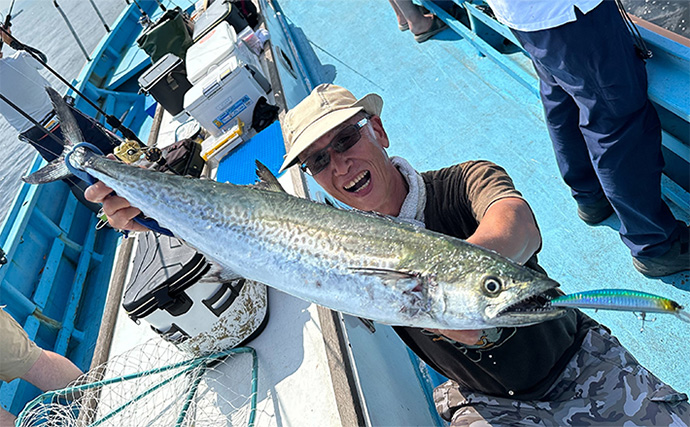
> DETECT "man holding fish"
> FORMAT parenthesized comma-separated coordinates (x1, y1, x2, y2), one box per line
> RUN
(85, 84, 689, 425)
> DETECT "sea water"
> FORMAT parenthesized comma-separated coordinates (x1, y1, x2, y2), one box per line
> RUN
(624, 0, 689, 37)
(0, 0, 125, 224)
(0, 0, 687, 225)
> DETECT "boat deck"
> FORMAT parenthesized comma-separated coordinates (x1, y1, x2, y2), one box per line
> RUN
(275, 0, 690, 397)
(9, 0, 688, 424)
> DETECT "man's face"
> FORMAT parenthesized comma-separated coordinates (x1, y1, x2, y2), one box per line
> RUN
(300, 114, 402, 215)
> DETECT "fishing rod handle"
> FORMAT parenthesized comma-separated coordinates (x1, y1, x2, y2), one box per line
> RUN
(65, 143, 173, 237)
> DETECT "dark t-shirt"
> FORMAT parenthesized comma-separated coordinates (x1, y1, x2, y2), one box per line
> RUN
(393, 161, 598, 400)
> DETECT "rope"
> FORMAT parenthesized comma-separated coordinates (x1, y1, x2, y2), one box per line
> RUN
(614, 0, 652, 60)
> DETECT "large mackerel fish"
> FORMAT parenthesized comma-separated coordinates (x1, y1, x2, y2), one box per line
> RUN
(25, 88, 566, 330)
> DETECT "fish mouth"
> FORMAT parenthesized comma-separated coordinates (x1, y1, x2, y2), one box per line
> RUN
(344, 171, 371, 193)
(494, 287, 566, 324)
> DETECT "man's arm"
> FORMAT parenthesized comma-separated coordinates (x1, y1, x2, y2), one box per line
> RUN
(22, 350, 82, 392)
(0, 26, 12, 45)
(466, 197, 541, 265)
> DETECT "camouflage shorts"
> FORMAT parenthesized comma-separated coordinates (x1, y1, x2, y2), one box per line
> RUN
(434, 327, 690, 426)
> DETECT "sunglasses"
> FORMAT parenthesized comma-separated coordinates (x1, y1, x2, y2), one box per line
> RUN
(300, 117, 370, 176)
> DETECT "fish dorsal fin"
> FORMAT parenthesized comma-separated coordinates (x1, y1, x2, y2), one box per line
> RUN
(253, 160, 285, 193)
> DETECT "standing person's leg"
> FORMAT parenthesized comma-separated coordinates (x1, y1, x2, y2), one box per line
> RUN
(567, 2, 684, 266)
(388, 0, 446, 42)
(388, 0, 410, 31)
(528, 59, 613, 224)
(513, 2, 685, 274)
(388, 0, 430, 34)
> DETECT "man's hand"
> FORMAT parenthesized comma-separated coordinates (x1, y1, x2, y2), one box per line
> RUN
(429, 328, 483, 346)
(84, 181, 150, 232)
(0, 27, 12, 45)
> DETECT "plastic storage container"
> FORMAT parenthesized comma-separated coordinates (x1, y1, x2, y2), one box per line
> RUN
(185, 21, 259, 84)
(192, 0, 249, 41)
(184, 54, 271, 137)
(138, 53, 193, 116)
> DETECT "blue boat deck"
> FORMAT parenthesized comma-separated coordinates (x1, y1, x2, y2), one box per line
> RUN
(0, 157, 120, 415)
(275, 0, 690, 396)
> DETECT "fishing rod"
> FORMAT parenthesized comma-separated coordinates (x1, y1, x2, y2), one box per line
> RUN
(1, 87, 169, 173)
(2, 0, 16, 36)
(1, 0, 48, 62)
(130, 0, 152, 28)
(53, 0, 90, 61)
(0, 26, 145, 146)
(0, 92, 66, 148)
(88, 0, 111, 33)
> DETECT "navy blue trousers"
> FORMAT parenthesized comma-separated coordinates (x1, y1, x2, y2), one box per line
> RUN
(511, 0, 680, 258)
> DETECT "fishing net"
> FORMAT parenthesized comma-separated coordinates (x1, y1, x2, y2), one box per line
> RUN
(15, 339, 258, 427)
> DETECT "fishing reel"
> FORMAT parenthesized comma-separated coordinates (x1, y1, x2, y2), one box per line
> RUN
(114, 140, 144, 164)
(114, 140, 164, 164)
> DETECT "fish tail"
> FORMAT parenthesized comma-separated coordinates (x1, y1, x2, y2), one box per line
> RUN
(22, 88, 86, 185)
(45, 87, 85, 147)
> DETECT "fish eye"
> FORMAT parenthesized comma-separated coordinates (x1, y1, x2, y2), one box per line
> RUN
(483, 276, 503, 296)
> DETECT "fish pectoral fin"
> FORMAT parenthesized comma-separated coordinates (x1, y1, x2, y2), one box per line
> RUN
(253, 160, 285, 193)
(349, 267, 427, 292)
(349, 267, 420, 280)
(351, 267, 432, 315)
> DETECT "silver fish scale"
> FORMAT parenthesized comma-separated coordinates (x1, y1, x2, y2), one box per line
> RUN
(83, 156, 562, 329)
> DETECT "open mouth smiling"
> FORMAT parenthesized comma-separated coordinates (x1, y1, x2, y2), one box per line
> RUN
(344, 171, 371, 193)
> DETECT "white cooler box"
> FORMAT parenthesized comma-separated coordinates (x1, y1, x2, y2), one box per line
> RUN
(185, 20, 261, 85)
(183, 54, 271, 137)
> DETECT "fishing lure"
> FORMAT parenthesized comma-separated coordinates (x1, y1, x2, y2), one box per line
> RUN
(549, 289, 690, 331)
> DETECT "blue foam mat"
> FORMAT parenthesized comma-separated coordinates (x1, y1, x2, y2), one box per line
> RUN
(216, 121, 286, 185)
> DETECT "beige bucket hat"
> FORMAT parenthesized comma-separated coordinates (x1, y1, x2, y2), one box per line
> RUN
(279, 84, 383, 172)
